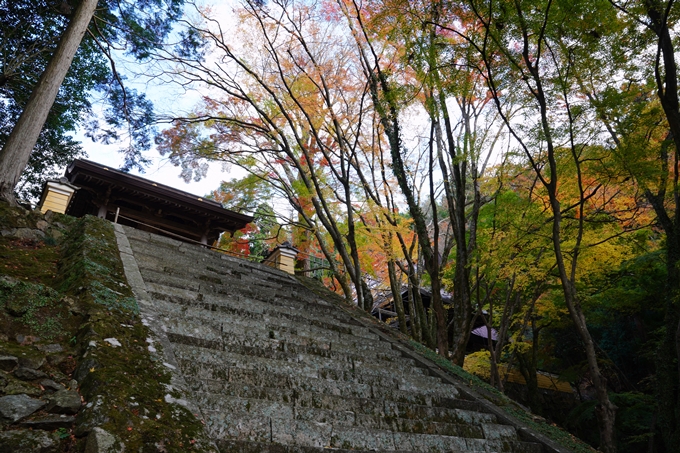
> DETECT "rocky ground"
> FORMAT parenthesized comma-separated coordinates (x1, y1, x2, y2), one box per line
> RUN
(0, 203, 213, 453)
(0, 206, 80, 451)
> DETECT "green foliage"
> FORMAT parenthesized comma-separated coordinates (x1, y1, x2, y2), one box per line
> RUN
(248, 203, 281, 261)
(566, 392, 656, 453)
(1, 0, 193, 201)
(211, 174, 275, 214)
(0, 280, 64, 339)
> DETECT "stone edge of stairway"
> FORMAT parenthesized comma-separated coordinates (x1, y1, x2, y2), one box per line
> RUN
(293, 277, 579, 453)
(113, 223, 220, 451)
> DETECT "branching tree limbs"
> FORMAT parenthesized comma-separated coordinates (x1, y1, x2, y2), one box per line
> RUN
(157, 0, 380, 306)
(461, 0, 628, 450)
(0, 0, 187, 203)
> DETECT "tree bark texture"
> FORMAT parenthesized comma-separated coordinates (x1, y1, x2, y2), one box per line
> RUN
(0, 0, 99, 203)
(388, 259, 408, 335)
(644, 4, 680, 449)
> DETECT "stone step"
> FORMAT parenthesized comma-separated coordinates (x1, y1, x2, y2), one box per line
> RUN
(121, 226, 549, 453)
(137, 262, 332, 308)
(157, 311, 408, 366)
(150, 298, 389, 351)
(188, 386, 479, 432)
(174, 344, 442, 393)
(215, 437, 541, 453)
(196, 393, 534, 453)
(214, 438, 416, 453)
(138, 268, 325, 311)
(174, 284, 341, 322)
(142, 279, 366, 336)
(385, 401, 497, 426)
(144, 287, 383, 346)
(128, 240, 328, 303)
(436, 396, 489, 413)
(126, 234, 298, 286)
(207, 410, 535, 452)
(194, 393, 521, 452)
(171, 342, 442, 391)
(184, 368, 457, 407)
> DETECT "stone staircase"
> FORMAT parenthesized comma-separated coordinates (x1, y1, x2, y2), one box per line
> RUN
(114, 225, 559, 453)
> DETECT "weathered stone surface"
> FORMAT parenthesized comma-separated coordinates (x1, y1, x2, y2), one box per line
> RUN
(19, 414, 76, 430)
(40, 379, 65, 392)
(2, 380, 42, 396)
(18, 354, 46, 370)
(73, 358, 100, 383)
(74, 399, 110, 437)
(36, 220, 49, 231)
(115, 224, 569, 453)
(0, 394, 46, 423)
(14, 366, 48, 381)
(84, 427, 122, 453)
(482, 422, 519, 440)
(0, 429, 60, 453)
(15, 227, 45, 240)
(0, 228, 17, 237)
(36, 343, 64, 354)
(0, 355, 18, 372)
(46, 389, 82, 414)
(15, 334, 40, 345)
(46, 353, 69, 367)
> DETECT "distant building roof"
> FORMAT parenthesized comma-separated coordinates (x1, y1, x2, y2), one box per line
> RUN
(64, 159, 252, 244)
(471, 326, 499, 341)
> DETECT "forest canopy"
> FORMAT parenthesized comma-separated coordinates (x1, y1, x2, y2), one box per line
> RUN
(5, 0, 680, 451)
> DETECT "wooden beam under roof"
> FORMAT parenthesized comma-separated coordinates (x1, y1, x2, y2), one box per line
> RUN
(64, 159, 253, 244)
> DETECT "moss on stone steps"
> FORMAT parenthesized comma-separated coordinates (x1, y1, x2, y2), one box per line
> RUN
(60, 215, 216, 452)
(0, 204, 215, 453)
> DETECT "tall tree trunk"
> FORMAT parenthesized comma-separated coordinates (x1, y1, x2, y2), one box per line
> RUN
(0, 0, 99, 204)
(647, 192, 680, 450)
(517, 322, 542, 416)
(448, 252, 472, 365)
(643, 5, 680, 448)
(429, 273, 449, 356)
(388, 259, 408, 335)
(550, 197, 617, 453)
(657, 239, 680, 450)
(406, 282, 421, 341)
(339, 0, 448, 356)
(478, 1, 620, 448)
(360, 279, 374, 313)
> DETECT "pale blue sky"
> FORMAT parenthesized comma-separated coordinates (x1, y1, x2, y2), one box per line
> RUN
(72, 0, 241, 199)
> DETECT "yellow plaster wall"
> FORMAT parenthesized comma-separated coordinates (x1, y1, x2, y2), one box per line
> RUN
(40, 191, 69, 214)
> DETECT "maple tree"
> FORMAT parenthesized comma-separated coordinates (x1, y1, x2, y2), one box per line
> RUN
(450, 0, 652, 449)
(576, 1, 680, 449)
(157, 0, 382, 307)
(143, 0, 679, 447)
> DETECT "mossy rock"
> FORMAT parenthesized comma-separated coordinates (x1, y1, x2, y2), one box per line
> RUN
(0, 203, 34, 229)
(0, 281, 68, 341)
(0, 429, 62, 453)
(2, 281, 59, 317)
